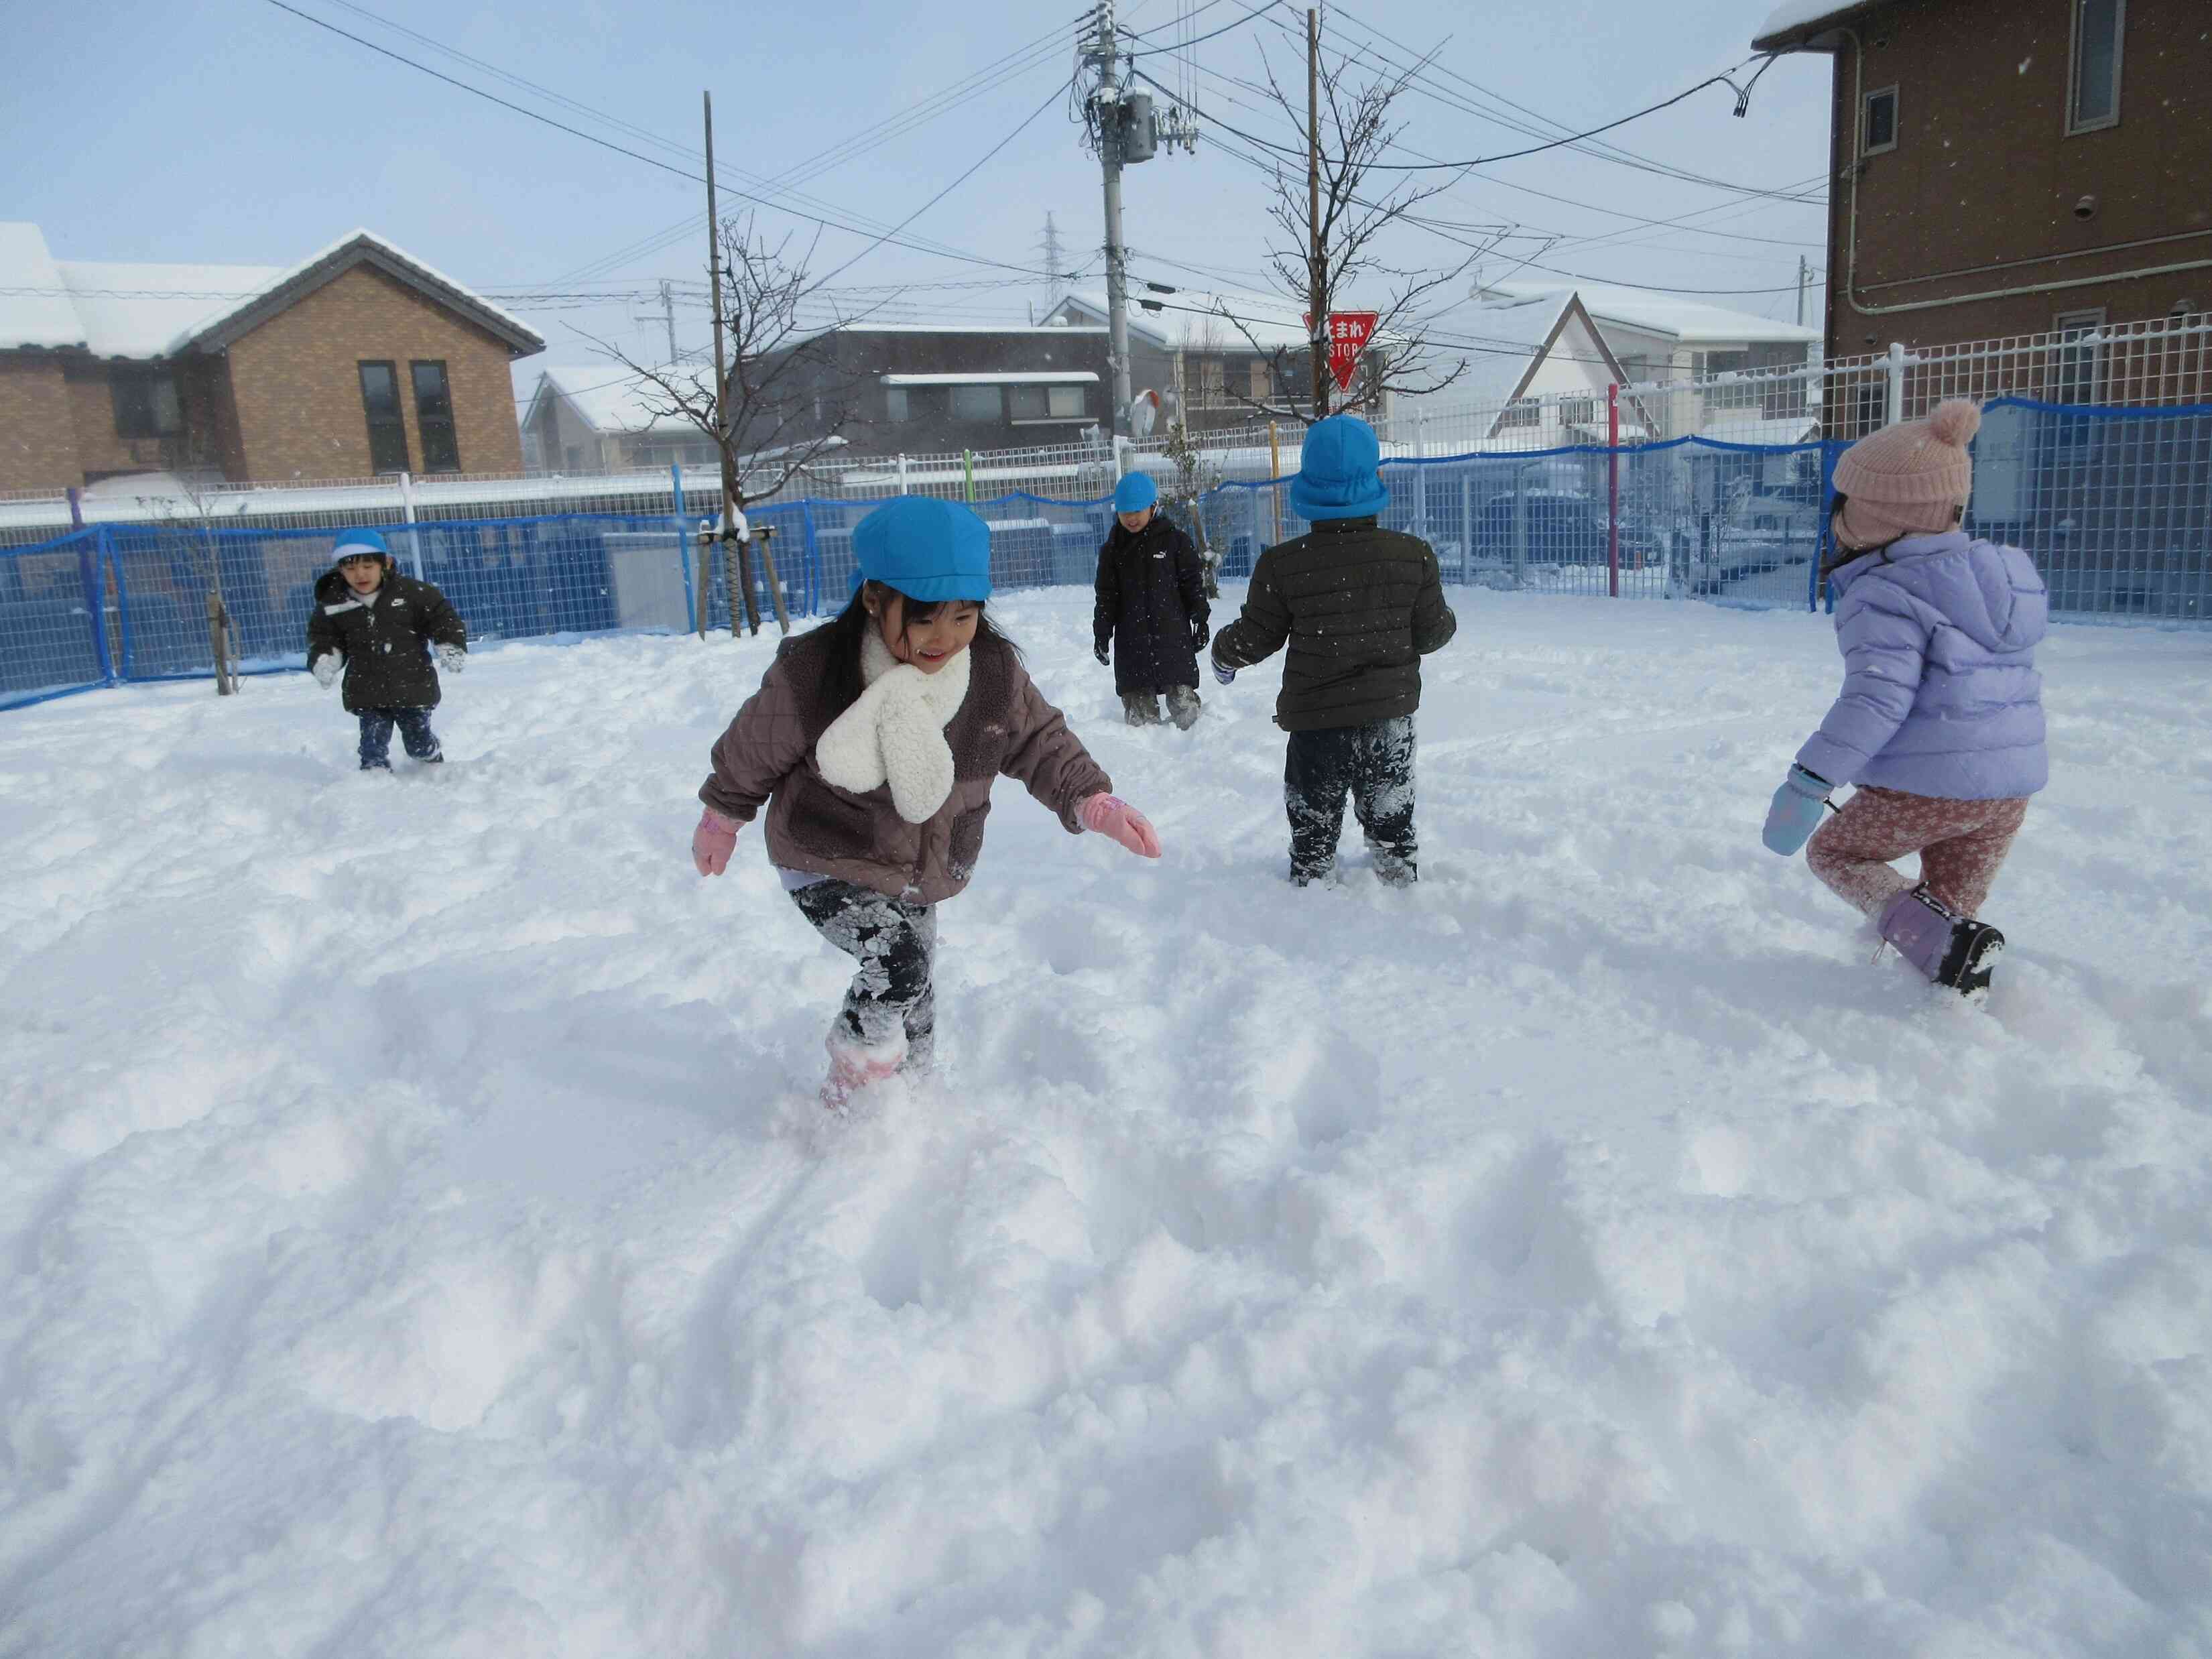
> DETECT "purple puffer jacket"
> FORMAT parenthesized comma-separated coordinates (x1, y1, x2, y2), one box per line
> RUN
(1796, 530, 2048, 800)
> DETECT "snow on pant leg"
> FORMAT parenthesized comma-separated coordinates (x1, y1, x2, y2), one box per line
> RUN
(789, 879, 937, 1052)
(1349, 714, 1417, 877)
(357, 709, 395, 770)
(1121, 690, 1162, 727)
(1806, 786, 2008, 918)
(1284, 726, 1355, 881)
(900, 905, 940, 1072)
(393, 706, 442, 760)
(1164, 686, 1201, 730)
(1916, 797, 2028, 918)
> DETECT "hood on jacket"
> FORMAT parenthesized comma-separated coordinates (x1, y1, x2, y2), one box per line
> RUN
(1830, 530, 2047, 655)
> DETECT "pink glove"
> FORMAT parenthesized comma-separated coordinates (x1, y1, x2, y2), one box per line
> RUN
(692, 806, 740, 876)
(1079, 792, 1162, 859)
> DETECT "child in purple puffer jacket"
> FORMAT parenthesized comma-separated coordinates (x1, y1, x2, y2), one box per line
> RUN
(1762, 399, 2048, 997)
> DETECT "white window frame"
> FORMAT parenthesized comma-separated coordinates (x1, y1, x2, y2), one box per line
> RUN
(2066, 0, 2125, 135)
(1859, 84, 1899, 157)
(2052, 308, 2107, 410)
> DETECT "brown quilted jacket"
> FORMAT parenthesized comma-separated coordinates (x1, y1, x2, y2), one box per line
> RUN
(698, 626, 1111, 904)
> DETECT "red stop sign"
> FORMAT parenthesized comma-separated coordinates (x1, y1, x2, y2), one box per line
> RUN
(1304, 311, 1380, 391)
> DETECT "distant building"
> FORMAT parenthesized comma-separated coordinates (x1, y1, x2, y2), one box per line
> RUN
(1045, 290, 1394, 433)
(757, 321, 1111, 458)
(519, 365, 724, 473)
(0, 225, 544, 493)
(1752, 0, 2212, 367)
(1478, 282, 1822, 442)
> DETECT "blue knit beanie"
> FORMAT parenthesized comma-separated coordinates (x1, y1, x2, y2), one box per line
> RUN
(1287, 414, 1390, 521)
(1113, 471, 1158, 513)
(849, 495, 993, 602)
(333, 527, 390, 562)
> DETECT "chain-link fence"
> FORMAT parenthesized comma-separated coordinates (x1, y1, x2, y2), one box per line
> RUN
(7, 314, 2209, 710)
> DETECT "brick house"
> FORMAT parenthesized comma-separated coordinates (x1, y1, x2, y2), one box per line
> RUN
(0, 225, 544, 493)
(1751, 0, 2212, 361)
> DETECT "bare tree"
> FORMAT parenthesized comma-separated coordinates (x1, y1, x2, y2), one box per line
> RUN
(1160, 416, 1223, 597)
(1217, 23, 1506, 424)
(584, 214, 869, 511)
(135, 409, 243, 694)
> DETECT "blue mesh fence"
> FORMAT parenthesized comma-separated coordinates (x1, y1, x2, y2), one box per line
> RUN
(5, 403, 2205, 713)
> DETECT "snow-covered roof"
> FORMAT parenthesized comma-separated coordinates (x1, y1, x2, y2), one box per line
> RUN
(880, 371, 1099, 386)
(0, 225, 543, 359)
(1477, 281, 1821, 345)
(1051, 291, 1332, 355)
(52, 259, 286, 358)
(0, 224, 86, 349)
(527, 365, 703, 436)
(1752, 0, 1876, 50)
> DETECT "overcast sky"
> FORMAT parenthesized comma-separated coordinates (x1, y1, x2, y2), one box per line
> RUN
(1, 0, 1833, 397)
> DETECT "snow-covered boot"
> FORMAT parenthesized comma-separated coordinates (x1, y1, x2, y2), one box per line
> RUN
(820, 1031, 906, 1113)
(1165, 686, 1201, 731)
(1878, 886, 2005, 996)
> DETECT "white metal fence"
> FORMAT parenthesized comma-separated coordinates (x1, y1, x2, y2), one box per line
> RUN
(5, 311, 2208, 624)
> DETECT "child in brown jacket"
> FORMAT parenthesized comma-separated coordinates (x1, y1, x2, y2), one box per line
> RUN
(691, 496, 1162, 1111)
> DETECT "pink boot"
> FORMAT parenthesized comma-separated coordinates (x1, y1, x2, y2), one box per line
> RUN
(820, 1031, 906, 1113)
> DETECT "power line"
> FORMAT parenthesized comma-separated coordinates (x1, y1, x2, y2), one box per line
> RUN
(1312, 7, 1825, 204)
(1126, 0, 1280, 56)
(260, 0, 1069, 282)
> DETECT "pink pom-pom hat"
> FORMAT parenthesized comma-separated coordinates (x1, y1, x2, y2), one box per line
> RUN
(1832, 397, 1983, 548)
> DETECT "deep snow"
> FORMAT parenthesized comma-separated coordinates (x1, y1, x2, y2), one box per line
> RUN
(3, 588, 2209, 1658)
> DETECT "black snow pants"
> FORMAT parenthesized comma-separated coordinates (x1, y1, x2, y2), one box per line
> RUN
(1283, 715, 1417, 885)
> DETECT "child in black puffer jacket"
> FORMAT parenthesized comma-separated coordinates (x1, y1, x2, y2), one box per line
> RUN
(304, 528, 468, 771)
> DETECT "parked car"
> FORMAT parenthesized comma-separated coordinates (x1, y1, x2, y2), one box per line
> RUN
(1473, 490, 1662, 572)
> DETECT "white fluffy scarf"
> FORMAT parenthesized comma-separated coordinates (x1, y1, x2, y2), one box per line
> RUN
(815, 627, 971, 824)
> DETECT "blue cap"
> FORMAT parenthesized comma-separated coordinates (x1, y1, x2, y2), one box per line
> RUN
(849, 495, 993, 603)
(1287, 414, 1390, 522)
(333, 526, 389, 560)
(1113, 471, 1159, 513)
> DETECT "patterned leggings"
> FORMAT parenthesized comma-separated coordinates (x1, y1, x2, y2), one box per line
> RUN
(1805, 786, 2029, 918)
(789, 879, 937, 1062)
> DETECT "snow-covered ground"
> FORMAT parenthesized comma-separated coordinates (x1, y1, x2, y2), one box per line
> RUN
(3, 588, 2209, 1657)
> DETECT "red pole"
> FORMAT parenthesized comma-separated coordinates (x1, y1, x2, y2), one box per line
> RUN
(1606, 381, 1621, 599)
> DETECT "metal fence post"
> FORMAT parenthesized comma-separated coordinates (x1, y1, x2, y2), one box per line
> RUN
(1607, 383, 1621, 599)
(1414, 406, 1428, 540)
(1885, 342, 1908, 428)
(399, 471, 424, 578)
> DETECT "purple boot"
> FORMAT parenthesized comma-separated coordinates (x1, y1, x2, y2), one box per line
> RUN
(1877, 887, 2006, 996)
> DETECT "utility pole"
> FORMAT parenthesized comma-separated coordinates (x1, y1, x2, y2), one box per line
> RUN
(703, 90, 759, 635)
(1307, 7, 1327, 419)
(1796, 254, 1808, 329)
(1080, 0, 1196, 442)
(659, 278, 678, 363)
(1089, 1, 1134, 438)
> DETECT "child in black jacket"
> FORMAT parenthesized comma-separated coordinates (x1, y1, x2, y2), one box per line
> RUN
(304, 528, 468, 770)
(1094, 472, 1209, 729)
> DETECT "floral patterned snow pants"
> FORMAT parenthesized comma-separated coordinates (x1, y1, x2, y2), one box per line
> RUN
(1805, 785, 2029, 918)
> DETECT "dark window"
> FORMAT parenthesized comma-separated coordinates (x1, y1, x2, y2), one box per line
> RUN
(359, 361, 409, 473)
(1861, 86, 1898, 156)
(949, 384, 1001, 422)
(1009, 384, 1087, 422)
(884, 386, 911, 422)
(1699, 349, 1758, 410)
(410, 361, 460, 473)
(2069, 0, 2123, 132)
(111, 370, 182, 438)
(1048, 384, 1086, 418)
(1009, 385, 1049, 420)
(1496, 399, 1541, 430)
